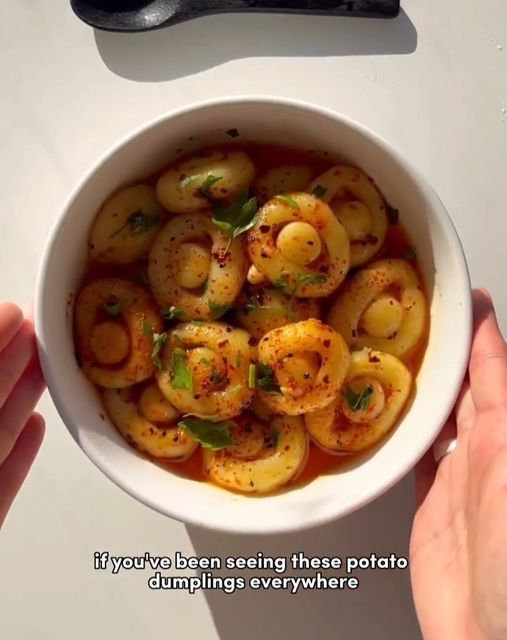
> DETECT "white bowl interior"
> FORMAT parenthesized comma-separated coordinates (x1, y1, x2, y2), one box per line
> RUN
(36, 98, 472, 534)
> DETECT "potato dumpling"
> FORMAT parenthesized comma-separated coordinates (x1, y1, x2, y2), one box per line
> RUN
(156, 150, 255, 213)
(156, 322, 256, 421)
(203, 412, 308, 494)
(305, 349, 412, 452)
(235, 286, 320, 341)
(89, 185, 164, 264)
(247, 192, 350, 298)
(327, 259, 427, 360)
(257, 319, 350, 415)
(148, 213, 248, 321)
(103, 387, 197, 460)
(74, 278, 163, 388)
(254, 165, 313, 204)
(308, 165, 388, 267)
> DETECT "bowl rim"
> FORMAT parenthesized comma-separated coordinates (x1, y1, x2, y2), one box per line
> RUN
(35, 95, 473, 534)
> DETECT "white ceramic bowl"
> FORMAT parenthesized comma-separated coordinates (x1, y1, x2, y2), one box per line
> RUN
(35, 97, 472, 534)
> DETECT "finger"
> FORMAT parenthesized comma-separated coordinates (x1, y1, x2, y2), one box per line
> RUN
(454, 378, 475, 436)
(0, 357, 45, 465)
(432, 416, 458, 462)
(0, 413, 45, 530)
(414, 450, 437, 507)
(0, 303, 23, 353)
(469, 289, 507, 413)
(0, 320, 37, 410)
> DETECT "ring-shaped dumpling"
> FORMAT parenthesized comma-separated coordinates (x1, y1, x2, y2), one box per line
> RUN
(156, 150, 255, 213)
(148, 213, 248, 320)
(203, 412, 308, 494)
(257, 319, 350, 415)
(308, 165, 388, 266)
(305, 349, 412, 452)
(74, 278, 162, 388)
(254, 165, 313, 204)
(157, 322, 256, 421)
(89, 185, 165, 264)
(247, 192, 350, 297)
(235, 286, 321, 341)
(327, 258, 427, 360)
(103, 387, 197, 460)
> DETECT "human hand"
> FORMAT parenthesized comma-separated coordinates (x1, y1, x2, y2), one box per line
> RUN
(410, 290, 507, 639)
(0, 302, 45, 529)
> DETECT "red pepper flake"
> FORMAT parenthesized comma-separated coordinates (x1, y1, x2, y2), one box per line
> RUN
(369, 355, 380, 363)
(323, 339, 331, 348)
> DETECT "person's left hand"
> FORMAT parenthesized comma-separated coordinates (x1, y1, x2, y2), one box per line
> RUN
(0, 302, 45, 529)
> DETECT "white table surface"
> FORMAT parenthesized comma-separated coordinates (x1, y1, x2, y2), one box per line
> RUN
(1, 1, 506, 638)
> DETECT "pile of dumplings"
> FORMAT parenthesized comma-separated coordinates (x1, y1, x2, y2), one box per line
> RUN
(74, 146, 428, 495)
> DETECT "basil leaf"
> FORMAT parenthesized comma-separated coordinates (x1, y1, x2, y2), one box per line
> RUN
(179, 417, 233, 451)
(275, 195, 299, 208)
(170, 347, 193, 390)
(343, 385, 374, 412)
(102, 297, 128, 316)
(257, 363, 281, 394)
(312, 185, 328, 199)
(273, 276, 288, 291)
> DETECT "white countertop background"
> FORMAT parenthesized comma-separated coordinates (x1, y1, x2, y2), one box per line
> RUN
(0, 1, 506, 638)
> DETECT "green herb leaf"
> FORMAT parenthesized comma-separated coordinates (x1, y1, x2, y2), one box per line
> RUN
(343, 385, 374, 412)
(243, 295, 262, 314)
(199, 357, 210, 366)
(274, 276, 288, 291)
(170, 347, 193, 391)
(235, 354, 242, 368)
(226, 128, 239, 138)
(102, 297, 128, 316)
(161, 306, 183, 322)
(312, 184, 328, 199)
(212, 190, 259, 251)
(151, 332, 168, 370)
(110, 210, 160, 238)
(257, 362, 281, 394)
(200, 174, 222, 193)
(402, 246, 417, 262)
(142, 321, 153, 337)
(208, 300, 233, 319)
(275, 195, 299, 208)
(178, 417, 233, 451)
(271, 428, 280, 448)
(248, 363, 257, 389)
(386, 204, 399, 225)
(286, 273, 327, 319)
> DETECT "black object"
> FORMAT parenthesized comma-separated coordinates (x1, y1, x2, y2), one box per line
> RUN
(71, 1, 400, 32)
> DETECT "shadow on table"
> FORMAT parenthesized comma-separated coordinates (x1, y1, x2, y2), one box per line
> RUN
(186, 475, 422, 640)
(94, 9, 417, 82)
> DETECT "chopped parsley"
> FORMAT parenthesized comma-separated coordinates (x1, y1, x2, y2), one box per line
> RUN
(102, 297, 128, 316)
(212, 189, 258, 252)
(110, 210, 160, 238)
(343, 385, 374, 412)
(170, 347, 193, 391)
(178, 417, 233, 451)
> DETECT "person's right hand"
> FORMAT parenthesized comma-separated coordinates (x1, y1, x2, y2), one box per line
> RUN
(0, 302, 45, 529)
(410, 290, 507, 639)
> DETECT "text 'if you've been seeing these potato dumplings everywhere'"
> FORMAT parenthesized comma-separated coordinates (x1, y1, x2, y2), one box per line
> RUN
(74, 138, 428, 495)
